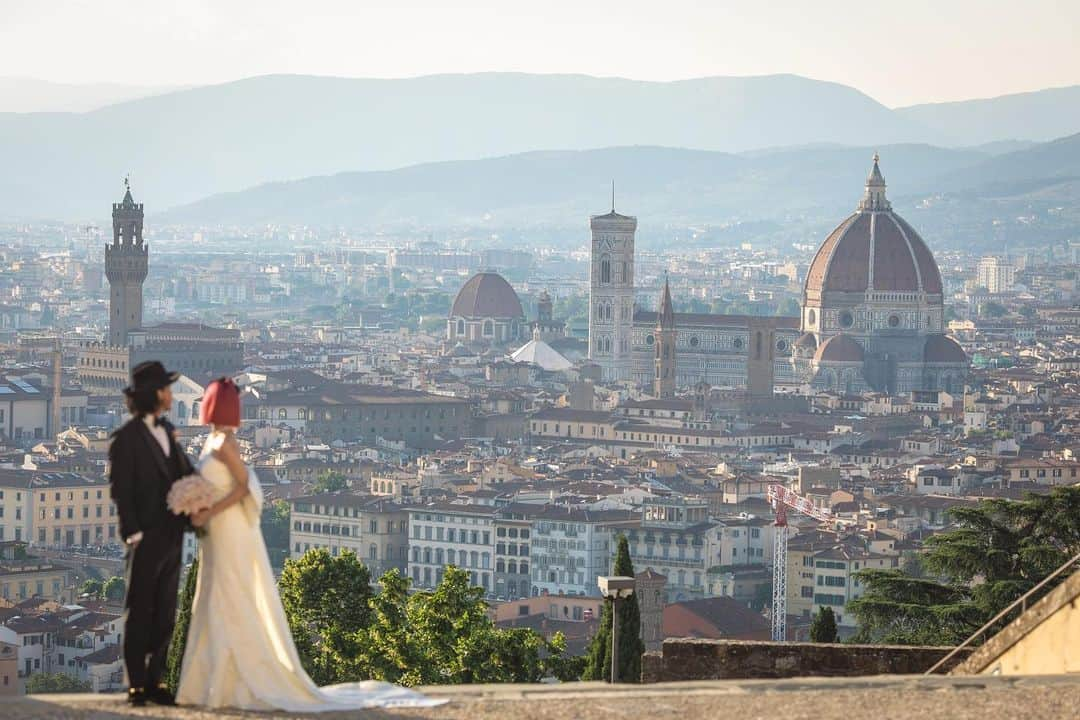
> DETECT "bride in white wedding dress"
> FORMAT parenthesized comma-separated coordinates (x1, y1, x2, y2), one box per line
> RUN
(175, 379, 441, 711)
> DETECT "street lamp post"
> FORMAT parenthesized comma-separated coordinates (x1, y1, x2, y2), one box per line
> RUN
(597, 575, 636, 684)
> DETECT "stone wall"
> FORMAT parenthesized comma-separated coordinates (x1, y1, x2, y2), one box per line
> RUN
(641, 639, 971, 683)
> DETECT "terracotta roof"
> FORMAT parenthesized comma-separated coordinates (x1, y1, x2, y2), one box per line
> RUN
(662, 597, 770, 640)
(450, 272, 524, 319)
(924, 335, 967, 364)
(805, 158, 943, 297)
(814, 334, 864, 363)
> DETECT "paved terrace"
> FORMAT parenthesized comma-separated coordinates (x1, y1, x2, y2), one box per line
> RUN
(6, 675, 1080, 720)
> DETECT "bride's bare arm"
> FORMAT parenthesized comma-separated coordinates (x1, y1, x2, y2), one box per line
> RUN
(193, 437, 250, 526)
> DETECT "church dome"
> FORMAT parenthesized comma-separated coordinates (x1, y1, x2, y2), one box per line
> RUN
(924, 334, 967, 364)
(814, 334, 864, 363)
(805, 155, 943, 297)
(450, 272, 524, 319)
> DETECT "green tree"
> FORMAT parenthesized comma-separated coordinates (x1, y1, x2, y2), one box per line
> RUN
(278, 558, 577, 686)
(261, 500, 291, 569)
(344, 566, 573, 686)
(809, 606, 838, 643)
(582, 535, 643, 683)
(165, 558, 199, 694)
(25, 672, 91, 694)
(278, 549, 373, 685)
(850, 486, 1080, 645)
(311, 471, 348, 494)
(103, 576, 126, 602)
(981, 301, 1007, 318)
(79, 579, 103, 600)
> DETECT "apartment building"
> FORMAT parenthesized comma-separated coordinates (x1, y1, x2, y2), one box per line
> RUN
(625, 497, 713, 601)
(32, 474, 117, 548)
(288, 493, 410, 578)
(493, 504, 534, 600)
(0, 470, 118, 549)
(0, 542, 73, 602)
(407, 503, 499, 593)
(530, 506, 637, 598)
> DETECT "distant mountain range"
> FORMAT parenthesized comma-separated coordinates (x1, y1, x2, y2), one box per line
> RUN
(161, 135, 1080, 240)
(2, 73, 1079, 221)
(0, 77, 187, 113)
(896, 85, 1080, 148)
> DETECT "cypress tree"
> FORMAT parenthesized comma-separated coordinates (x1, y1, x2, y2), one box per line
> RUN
(809, 606, 838, 643)
(165, 557, 199, 694)
(582, 535, 644, 682)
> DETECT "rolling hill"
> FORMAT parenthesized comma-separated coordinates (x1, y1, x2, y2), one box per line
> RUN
(0, 73, 934, 219)
(3, 73, 1078, 223)
(159, 143, 990, 228)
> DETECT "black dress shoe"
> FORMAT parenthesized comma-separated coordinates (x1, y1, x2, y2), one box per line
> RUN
(128, 688, 147, 706)
(145, 686, 177, 706)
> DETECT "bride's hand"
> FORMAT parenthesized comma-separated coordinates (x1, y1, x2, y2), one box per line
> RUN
(191, 508, 212, 527)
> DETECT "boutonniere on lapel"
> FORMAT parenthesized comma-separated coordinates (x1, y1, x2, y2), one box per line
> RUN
(167, 473, 214, 537)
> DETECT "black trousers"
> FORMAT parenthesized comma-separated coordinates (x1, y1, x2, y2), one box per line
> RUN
(123, 532, 182, 691)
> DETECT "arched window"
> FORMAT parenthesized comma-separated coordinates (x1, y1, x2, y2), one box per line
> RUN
(456, 319, 465, 335)
(483, 320, 494, 337)
(600, 257, 611, 284)
(278, 408, 288, 419)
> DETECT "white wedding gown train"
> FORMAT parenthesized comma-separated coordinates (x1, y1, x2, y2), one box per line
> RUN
(176, 434, 441, 711)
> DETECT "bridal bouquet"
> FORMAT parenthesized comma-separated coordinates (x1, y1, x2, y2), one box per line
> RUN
(167, 473, 215, 535)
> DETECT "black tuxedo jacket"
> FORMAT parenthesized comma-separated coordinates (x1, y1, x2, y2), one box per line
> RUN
(108, 416, 194, 544)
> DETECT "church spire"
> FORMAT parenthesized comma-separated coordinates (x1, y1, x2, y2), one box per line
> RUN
(859, 152, 891, 211)
(653, 274, 677, 399)
(657, 273, 675, 330)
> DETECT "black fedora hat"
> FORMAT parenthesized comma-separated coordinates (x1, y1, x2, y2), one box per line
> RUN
(123, 360, 181, 397)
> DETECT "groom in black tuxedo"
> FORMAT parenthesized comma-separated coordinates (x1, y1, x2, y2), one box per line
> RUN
(109, 361, 194, 706)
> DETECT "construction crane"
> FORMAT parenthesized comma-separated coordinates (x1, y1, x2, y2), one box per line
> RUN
(767, 483, 854, 642)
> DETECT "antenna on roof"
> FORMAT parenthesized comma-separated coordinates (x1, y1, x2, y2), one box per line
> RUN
(611, 180, 615, 213)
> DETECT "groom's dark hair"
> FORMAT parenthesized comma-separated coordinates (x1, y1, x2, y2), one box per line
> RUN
(124, 387, 159, 417)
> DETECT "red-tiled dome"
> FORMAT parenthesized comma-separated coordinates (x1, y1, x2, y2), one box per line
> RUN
(805, 157, 943, 297)
(450, 272, 524, 319)
(814, 334, 864, 363)
(924, 335, 967, 363)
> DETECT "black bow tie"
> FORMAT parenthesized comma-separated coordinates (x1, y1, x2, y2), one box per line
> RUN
(153, 416, 166, 428)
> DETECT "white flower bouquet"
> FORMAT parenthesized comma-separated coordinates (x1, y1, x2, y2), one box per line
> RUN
(167, 473, 215, 534)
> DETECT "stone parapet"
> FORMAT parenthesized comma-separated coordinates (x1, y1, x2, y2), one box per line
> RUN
(641, 639, 971, 683)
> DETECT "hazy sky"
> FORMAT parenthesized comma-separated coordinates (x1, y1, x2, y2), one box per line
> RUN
(4, 0, 1079, 107)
